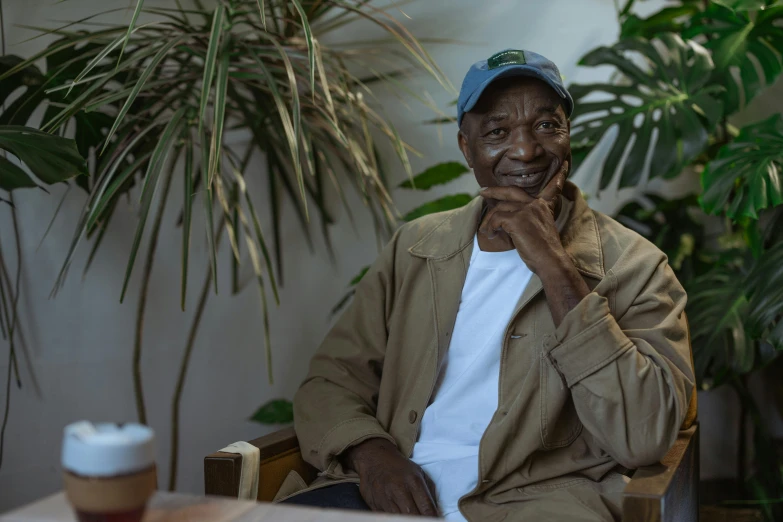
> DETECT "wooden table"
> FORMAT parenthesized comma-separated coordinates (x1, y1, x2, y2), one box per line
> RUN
(0, 492, 431, 522)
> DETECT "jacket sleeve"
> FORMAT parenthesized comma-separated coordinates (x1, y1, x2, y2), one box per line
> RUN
(544, 239, 695, 469)
(293, 230, 402, 473)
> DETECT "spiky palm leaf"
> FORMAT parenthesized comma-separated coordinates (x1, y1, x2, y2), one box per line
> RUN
(0, 0, 451, 484)
(0, 0, 449, 354)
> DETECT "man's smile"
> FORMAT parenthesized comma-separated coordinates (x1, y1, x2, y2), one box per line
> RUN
(497, 166, 549, 188)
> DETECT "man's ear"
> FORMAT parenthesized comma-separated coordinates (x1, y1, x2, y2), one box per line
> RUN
(457, 129, 473, 168)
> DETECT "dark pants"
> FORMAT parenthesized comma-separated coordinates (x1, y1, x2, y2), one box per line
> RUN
(280, 483, 371, 511)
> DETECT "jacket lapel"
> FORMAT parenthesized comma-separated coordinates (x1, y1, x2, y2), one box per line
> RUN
(406, 182, 606, 363)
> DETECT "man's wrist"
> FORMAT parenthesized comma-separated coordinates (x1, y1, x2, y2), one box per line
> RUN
(341, 437, 398, 473)
(532, 248, 573, 280)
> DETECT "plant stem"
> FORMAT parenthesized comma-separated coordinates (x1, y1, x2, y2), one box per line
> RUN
(132, 152, 179, 425)
(0, 342, 10, 471)
(619, 0, 636, 17)
(0, 254, 14, 471)
(738, 376, 748, 492)
(169, 221, 224, 491)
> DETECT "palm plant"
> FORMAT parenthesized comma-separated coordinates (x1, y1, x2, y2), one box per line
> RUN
(572, 0, 783, 517)
(0, 0, 452, 488)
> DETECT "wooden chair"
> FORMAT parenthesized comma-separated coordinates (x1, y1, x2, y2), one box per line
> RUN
(205, 423, 699, 521)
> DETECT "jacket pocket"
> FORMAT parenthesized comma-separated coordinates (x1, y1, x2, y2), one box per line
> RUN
(539, 352, 582, 449)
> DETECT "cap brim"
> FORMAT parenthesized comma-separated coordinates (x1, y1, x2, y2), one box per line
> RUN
(459, 65, 572, 125)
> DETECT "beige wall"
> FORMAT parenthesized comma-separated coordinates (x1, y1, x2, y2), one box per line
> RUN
(1, 0, 778, 511)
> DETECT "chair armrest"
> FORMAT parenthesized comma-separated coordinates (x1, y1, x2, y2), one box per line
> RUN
(204, 427, 319, 502)
(622, 424, 699, 522)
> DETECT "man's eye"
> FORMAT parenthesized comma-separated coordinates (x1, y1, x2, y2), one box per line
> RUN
(538, 121, 557, 130)
(488, 128, 505, 136)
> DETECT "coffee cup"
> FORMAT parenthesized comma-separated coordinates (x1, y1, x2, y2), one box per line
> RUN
(61, 422, 157, 522)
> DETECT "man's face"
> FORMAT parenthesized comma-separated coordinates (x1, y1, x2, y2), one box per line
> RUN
(458, 77, 571, 196)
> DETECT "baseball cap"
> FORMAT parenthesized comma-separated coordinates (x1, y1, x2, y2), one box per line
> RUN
(457, 49, 573, 126)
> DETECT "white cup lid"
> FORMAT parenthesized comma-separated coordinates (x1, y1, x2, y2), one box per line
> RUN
(61, 421, 155, 477)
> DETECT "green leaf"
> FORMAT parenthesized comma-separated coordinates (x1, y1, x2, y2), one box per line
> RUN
(249, 399, 293, 424)
(247, 50, 305, 218)
(331, 289, 356, 316)
(620, 5, 701, 39)
(74, 112, 114, 159)
(745, 241, 783, 350)
(182, 137, 194, 311)
(686, 251, 753, 387)
(119, 106, 187, 303)
(398, 162, 470, 190)
(0, 126, 87, 185)
(403, 193, 474, 221)
(256, 0, 266, 29)
(201, 126, 218, 295)
(700, 114, 783, 219)
(289, 0, 316, 90)
(198, 5, 225, 136)
(570, 34, 723, 191)
(350, 266, 370, 286)
(117, 0, 145, 66)
(614, 193, 706, 281)
(102, 34, 189, 153)
(68, 31, 127, 96)
(684, 4, 783, 113)
(712, 0, 767, 11)
(0, 156, 38, 191)
(207, 49, 230, 187)
(243, 186, 280, 305)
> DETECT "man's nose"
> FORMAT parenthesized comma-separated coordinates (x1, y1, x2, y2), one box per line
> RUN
(506, 129, 543, 162)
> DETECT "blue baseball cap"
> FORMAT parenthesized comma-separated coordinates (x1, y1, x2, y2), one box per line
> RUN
(457, 49, 573, 126)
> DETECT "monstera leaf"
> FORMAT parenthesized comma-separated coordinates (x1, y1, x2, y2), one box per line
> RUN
(745, 241, 783, 350)
(570, 33, 723, 191)
(0, 126, 87, 191)
(686, 251, 753, 387)
(249, 399, 293, 424)
(684, 3, 783, 113)
(614, 193, 706, 281)
(399, 162, 470, 190)
(713, 0, 768, 10)
(620, 4, 702, 39)
(403, 194, 474, 222)
(701, 114, 783, 219)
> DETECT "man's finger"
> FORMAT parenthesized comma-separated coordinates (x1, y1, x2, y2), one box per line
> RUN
(389, 492, 416, 515)
(410, 483, 439, 517)
(538, 161, 569, 202)
(479, 206, 503, 238)
(479, 185, 534, 203)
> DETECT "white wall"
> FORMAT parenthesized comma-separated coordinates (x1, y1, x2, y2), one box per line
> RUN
(0, 0, 777, 511)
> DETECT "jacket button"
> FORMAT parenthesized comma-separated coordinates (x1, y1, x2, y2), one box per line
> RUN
(408, 410, 418, 423)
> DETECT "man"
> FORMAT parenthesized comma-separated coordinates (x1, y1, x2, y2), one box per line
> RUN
(282, 50, 695, 521)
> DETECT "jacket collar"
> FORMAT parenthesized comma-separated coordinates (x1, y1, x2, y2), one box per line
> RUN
(408, 181, 605, 279)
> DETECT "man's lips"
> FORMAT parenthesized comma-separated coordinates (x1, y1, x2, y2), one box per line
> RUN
(497, 167, 549, 187)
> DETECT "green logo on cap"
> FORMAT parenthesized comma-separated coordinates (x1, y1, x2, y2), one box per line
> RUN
(488, 50, 526, 69)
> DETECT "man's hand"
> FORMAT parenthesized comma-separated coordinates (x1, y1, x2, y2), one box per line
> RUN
(478, 161, 590, 326)
(478, 162, 569, 275)
(341, 438, 438, 517)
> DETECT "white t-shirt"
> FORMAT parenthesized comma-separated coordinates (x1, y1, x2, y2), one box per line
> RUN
(410, 235, 534, 521)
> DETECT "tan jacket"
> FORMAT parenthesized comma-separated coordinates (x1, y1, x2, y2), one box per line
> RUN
(293, 182, 695, 521)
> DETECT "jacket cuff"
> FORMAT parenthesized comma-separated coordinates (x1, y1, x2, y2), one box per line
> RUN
(545, 292, 634, 387)
(317, 417, 396, 471)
